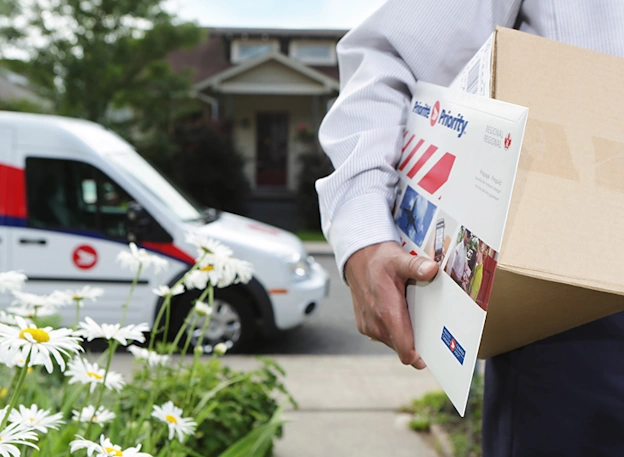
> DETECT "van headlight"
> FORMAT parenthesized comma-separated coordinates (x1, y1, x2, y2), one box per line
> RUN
(286, 254, 313, 280)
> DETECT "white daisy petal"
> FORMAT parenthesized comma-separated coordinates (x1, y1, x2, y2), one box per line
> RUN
(65, 358, 125, 393)
(8, 404, 64, 434)
(151, 401, 197, 443)
(152, 284, 185, 297)
(0, 271, 27, 293)
(71, 406, 116, 425)
(117, 243, 168, 274)
(0, 318, 83, 374)
(0, 422, 40, 455)
(77, 317, 148, 346)
(127, 345, 170, 367)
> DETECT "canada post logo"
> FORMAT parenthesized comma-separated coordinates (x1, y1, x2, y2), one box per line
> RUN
(412, 100, 469, 139)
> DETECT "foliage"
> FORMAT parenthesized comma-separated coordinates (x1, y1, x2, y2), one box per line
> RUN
(293, 231, 326, 242)
(404, 375, 484, 457)
(0, 237, 293, 456)
(149, 117, 251, 215)
(296, 149, 334, 231)
(1, 0, 202, 158)
(0, 97, 52, 114)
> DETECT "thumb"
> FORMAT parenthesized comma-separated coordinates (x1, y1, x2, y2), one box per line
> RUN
(394, 251, 439, 281)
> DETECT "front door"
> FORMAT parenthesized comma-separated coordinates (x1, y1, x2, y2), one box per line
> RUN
(256, 112, 288, 187)
(8, 156, 169, 326)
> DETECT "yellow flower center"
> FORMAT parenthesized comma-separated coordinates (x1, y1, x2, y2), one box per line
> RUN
(165, 414, 178, 424)
(0, 387, 7, 399)
(105, 448, 122, 456)
(29, 418, 35, 423)
(27, 367, 33, 374)
(87, 371, 103, 380)
(200, 265, 215, 272)
(19, 328, 50, 343)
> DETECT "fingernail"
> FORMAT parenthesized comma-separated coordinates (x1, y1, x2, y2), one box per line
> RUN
(417, 259, 437, 276)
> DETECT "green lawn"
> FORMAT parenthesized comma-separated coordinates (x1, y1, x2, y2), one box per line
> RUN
(294, 231, 326, 242)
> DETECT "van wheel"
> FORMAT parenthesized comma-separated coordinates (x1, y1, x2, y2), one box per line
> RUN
(170, 287, 256, 354)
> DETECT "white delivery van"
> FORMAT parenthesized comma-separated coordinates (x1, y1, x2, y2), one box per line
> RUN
(0, 112, 329, 352)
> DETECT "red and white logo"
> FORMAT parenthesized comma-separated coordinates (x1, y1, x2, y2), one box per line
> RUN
(504, 133, 512, 150)
(450, 338, 457, 351)
(430, 101, 441, 127)
(73, 245, 98, 270)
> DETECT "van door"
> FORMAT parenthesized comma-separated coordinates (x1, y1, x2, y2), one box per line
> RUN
(9, 155, 173, 327)
(0, 127, 16, 309)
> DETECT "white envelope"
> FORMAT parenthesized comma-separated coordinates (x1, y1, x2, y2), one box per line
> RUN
(394, 81, 528, 415)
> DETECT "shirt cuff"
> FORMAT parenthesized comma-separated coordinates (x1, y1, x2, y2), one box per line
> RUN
(328, 193, 400, 280)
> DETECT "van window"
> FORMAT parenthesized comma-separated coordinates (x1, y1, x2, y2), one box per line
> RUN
(26, 158, 133, 239)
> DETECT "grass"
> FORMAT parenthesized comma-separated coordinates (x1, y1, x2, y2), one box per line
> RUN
(293, 231, 326, 242)
(402, 375, 484, 457)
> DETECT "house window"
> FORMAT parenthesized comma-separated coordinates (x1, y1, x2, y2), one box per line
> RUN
(290, 40, 337, 65)
(231, 39, 279, 63)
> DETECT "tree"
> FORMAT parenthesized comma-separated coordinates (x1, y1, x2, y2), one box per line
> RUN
(3, 0, 201, 143)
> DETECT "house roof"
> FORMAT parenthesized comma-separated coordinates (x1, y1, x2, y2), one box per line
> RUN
(168, 27, 344, 85)
(193, 51, 340, 95)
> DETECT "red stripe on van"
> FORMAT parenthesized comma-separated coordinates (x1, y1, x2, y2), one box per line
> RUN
(141, 242, 195, 265)
(0, 164, 27, 218)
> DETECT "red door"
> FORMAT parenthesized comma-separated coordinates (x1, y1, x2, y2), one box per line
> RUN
(256, 112, 288, 187)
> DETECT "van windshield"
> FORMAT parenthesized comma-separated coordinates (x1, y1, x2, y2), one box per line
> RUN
(107, 152, 204, 222)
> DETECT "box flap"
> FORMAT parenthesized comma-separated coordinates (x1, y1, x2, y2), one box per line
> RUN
(492, 27, 624, 296)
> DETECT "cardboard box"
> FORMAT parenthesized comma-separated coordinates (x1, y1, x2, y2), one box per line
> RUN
(453, 27, 624, 358)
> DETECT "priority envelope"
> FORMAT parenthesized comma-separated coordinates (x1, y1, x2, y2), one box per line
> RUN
(450, 27, 624, 359)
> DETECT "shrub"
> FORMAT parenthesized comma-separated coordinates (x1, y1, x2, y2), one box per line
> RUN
(148, 117, 251, 216)
(296, 149, 334, 231)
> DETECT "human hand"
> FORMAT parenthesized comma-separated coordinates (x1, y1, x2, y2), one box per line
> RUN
(344, 242, 439, 369)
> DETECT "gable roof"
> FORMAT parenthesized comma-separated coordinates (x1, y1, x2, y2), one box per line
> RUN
(168, 28, 343, 85)
(193, 51, 339, 94)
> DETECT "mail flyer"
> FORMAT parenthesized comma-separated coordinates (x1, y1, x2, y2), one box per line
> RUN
(393, 81, 528, 416)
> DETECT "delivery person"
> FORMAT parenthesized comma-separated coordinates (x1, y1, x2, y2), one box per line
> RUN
(316, 1, 624, 456)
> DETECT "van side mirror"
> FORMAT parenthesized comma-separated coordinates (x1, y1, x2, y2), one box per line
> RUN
(126, 202, 172, 243)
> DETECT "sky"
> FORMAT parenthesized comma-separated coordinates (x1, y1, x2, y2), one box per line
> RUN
(163, 0, 388, 30)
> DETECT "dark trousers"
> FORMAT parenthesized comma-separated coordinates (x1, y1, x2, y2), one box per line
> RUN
(482, 312, 624, 457)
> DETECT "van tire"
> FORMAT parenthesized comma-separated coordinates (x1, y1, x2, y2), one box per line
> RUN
(168, 286, 257, 354)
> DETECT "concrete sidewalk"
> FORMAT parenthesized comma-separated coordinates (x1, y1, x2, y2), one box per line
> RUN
(302, 241, 334, 256)
(110, 354, 441, 457)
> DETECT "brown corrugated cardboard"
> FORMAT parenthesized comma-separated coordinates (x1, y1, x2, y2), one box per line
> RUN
(477, 27, 624, 358)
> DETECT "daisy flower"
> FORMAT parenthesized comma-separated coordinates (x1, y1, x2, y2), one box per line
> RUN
(213, 342, 228, 356)
(6, 305, 57, 319)
(71, 406, 116, 426)
(70, 435, 151, 457)
(151, 401, 197, 442)
(185, 233, 233, 259)
(8, 404, 64, 434)
(183, 269, 213, 291)
(202, 255, 254, 288)
(0, 317, 83, 373)
(152, 284, 184, 297)
(0, 350, 46, 369)
(194, 301, 212, 317)
(65, 358, 125, 393)
(0, 421, 39, 455)
(11, 291, 65, 308)
(117, 243, 168, 274)
(127, 346, 170, 368)
(0, 310, 31, 326)
(0, 271, 27, 293)
(50, 286, 104, 307)
(77, 317, 149, 346)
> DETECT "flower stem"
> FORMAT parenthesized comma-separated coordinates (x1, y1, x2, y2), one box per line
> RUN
(0, 349, 31, 430)
(149, 294, 171, 351)
(1, 368, 20, 409)
(121, 265, 143, 326)
(85, 339, 116, 437)
(73, 298, 83, 329)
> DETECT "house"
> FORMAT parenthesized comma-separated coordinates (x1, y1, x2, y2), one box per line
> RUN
(0, 67, 53, 112)
(169, 27, 346, 230)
